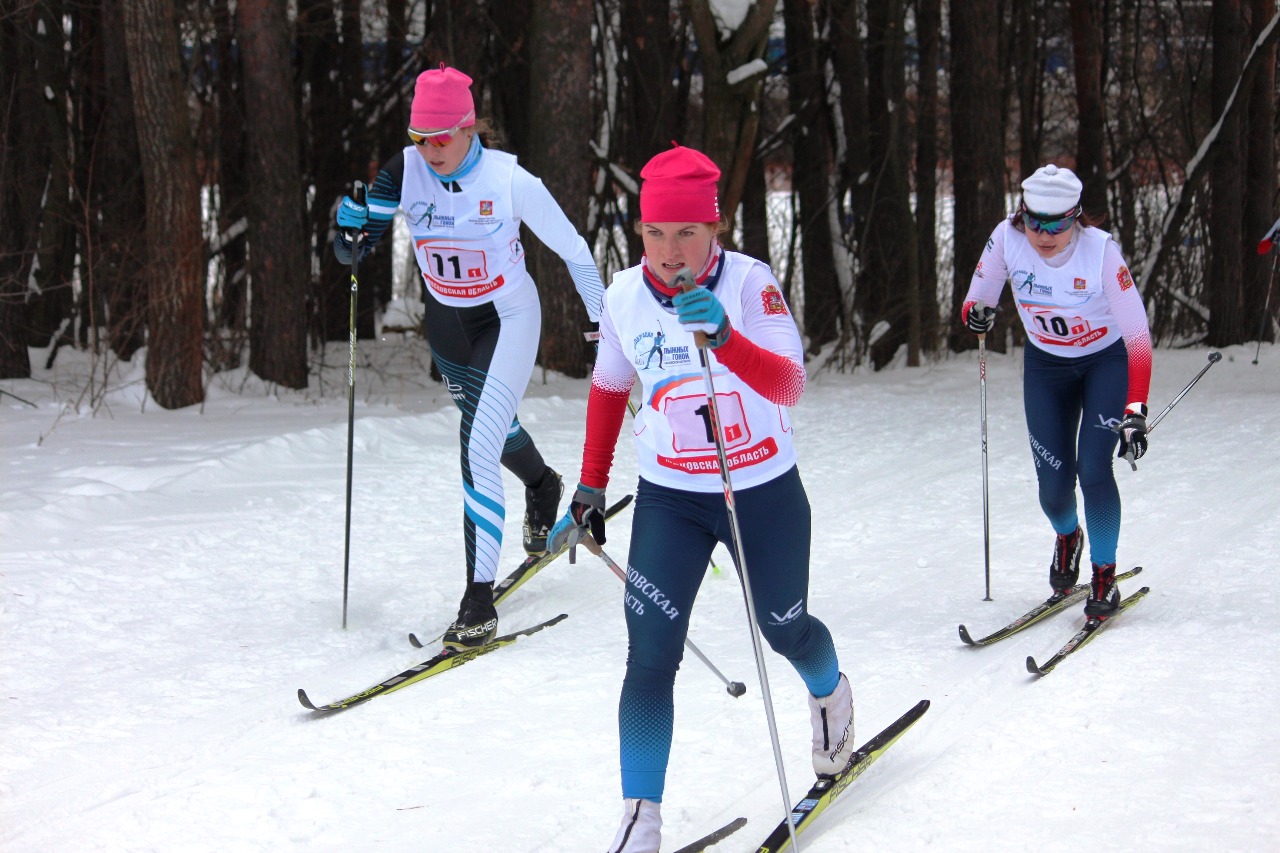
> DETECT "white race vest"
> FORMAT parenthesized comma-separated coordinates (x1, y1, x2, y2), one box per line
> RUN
(1004, 225, 1119, 354)
(605, 253, 799, 492)
(399, 148, 532, 307)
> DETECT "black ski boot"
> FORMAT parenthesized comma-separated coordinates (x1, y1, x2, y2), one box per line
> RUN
(1049, 526, 1083, 596)
(522, 467, 563, 555)
(443, 581, 498, 651)
(1083, 562, 1121, 618)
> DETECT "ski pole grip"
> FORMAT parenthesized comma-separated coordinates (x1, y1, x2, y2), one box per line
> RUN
(348, 180, 366, 245)
(672, 266, 707, 349)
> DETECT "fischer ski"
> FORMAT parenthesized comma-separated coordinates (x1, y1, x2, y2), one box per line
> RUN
(959, 566, 1143, 646)
(1026, 586, 1149, 676)
(298, 613, 567, 714)
(409, 494, 634, 648)
(754, 699, 930, 853)
(672, 816, 748, 853)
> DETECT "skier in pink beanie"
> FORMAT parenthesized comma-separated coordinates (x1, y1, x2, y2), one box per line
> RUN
(409, 64, 476, 134)
(332, 66, 605, 652)
(637, 145, 721, 223)
(549, 143, 858, 852)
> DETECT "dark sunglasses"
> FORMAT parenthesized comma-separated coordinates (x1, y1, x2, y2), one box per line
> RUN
(408, 111, 475, 149)
(1020, 204, 1080, 236)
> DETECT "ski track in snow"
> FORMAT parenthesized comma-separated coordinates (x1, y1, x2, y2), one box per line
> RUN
(2, 343, 1278, 851)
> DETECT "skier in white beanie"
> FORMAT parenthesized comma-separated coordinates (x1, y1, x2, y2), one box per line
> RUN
(958, 163, 1153, 620)
(1020, 164, 1084, 215)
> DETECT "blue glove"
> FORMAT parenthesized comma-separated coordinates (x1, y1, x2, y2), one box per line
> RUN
(672, 286, 731, 348)
(547, 485, 606, 553)
(337, 195, 368, 232)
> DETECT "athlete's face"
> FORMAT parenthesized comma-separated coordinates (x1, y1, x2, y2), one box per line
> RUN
(1026, 222, 1075, 259)
(411, 126, 474, 174)
(641, 222, 717, 282)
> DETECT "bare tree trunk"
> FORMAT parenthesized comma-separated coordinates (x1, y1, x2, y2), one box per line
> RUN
(829, 0, 871, 362)
(121, 0, 205, 408)
(1243, 0, 1278, 341)
(90, 0, 148, 362)
(1070, 0, 1108, 216)
(210, 0, 247, 367)
(948, 0, 1007, 354)
(1015, 1, 1044, 179)
(298, 0, 350, 344)
(739, 138, 772, 268)
(861, 0, 921, 368)
(526, 0, 595, 378)
(24, 1, 76, 351)
(0, 6, 42, 378)
(238, 0, 310, 388)
(488, 2, 531, 152)
(620, 0, 685, 263)
(1208, 0, 1248, 345)
(915, 0, 942, 353)
(783, 0, 841, 353)
(687, 0, 777, 243)
(830, 0, 870, 228)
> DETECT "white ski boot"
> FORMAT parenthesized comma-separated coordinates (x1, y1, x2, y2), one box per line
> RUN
(607, 797, 662, 853)
(809, 672, 854, 776)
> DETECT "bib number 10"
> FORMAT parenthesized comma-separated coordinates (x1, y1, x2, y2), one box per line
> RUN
(1031, 311, 1088, 340)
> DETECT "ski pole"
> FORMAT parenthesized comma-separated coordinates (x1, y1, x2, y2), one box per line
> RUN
(674, 267, 800, 852)
(1255, 252, 1278, 366)
(978, 327, 992, 602)
(1117, 350, 1222, 471)
(578, 535, 748, 698)
(341, 181, 365, 629)
(1253, 215, 1280, 365)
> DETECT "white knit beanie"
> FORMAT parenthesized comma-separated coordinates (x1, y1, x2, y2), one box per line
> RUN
(1021, 165, 1083, 215)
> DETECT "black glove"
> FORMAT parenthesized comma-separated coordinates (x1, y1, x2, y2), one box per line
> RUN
(547, 485, 607, 551)
(964, 301, 996, 334)
(1116, 405, 1149, 462)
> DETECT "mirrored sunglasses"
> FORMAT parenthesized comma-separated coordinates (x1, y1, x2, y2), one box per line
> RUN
(408, 111, 475, 148)
(1021, 205, 1079, 236)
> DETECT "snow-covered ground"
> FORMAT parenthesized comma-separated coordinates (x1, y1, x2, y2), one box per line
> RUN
(3, 339, 1277, 852)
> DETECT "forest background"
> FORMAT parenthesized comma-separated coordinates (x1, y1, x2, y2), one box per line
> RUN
(2, 0, 1278, 409)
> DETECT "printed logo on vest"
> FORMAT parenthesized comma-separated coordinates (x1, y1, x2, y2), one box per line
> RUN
(1013, 270, 1051, 297)
(407, 200, 454, 230)
(633, 328, 691, 370)
(1117, 265, 1134, 291)
(761, 284, 789, 316)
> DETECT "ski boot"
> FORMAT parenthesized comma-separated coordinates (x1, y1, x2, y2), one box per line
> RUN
(808, 672, 854, 776)
(522, 467, 563, 555)
(442, 581, 498, 651)
(1083, 562, 1121, 619)
(607, 798, 662, 853)
(1049, 526, 1083, 596)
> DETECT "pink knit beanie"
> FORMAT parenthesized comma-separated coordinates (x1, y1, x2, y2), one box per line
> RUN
(639, 145, 722, 223)
(410, 64, 476, 131)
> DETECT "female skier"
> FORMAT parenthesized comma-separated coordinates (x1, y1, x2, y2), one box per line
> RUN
(334, 65, 605, 649)
(548, 145, 854, 852)
(960, 164, 1153, 616)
